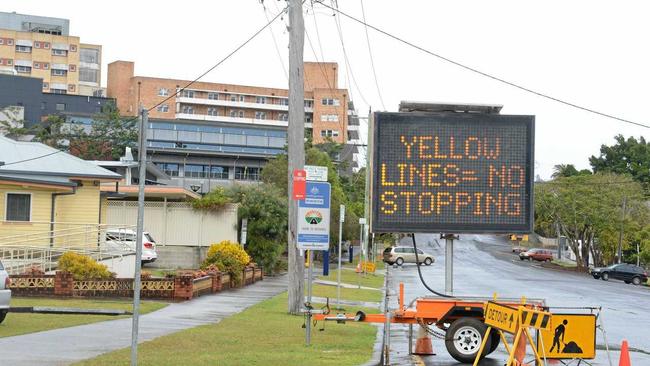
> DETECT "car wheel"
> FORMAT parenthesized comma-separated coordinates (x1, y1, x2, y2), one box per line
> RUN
(624, 281, 631, 284)
(424, 258, 433, 266)
(0, 310, 7, 324)
(395, 257, 404, 266)
(601, 272, 609, 281)
(545, 258, 552, 262)
(632, 277, 642, 286)
(519, 257, 525, 261)
(592, 275, 600, 280)
(445, 318, 491, 364)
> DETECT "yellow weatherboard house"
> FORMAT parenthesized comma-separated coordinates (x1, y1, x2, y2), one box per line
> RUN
(0, 135, 121, 247)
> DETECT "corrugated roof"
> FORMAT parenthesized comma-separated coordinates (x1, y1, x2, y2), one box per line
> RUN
(0, 135, 121, 180)
(0, 172, 76, 187)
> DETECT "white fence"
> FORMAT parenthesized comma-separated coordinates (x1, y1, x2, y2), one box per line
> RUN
(105, 201, 238, 247)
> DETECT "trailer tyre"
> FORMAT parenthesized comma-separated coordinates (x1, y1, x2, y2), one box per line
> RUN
(488, 331, 500, 354)
(0, 310, 7, 324)
(445, 318, 491, 363)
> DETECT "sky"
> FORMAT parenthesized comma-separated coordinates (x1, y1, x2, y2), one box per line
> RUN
(3, 0, 649, 179)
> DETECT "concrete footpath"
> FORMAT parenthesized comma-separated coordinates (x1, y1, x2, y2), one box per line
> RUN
(0, 275, 288, 366)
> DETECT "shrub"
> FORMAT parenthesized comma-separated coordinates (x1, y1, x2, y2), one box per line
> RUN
(202, 240, 250, 284)
(58, 252, 114, 280)
(192, 187, 231, 211)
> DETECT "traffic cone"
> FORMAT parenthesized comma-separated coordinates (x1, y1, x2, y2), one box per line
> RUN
(619, 340, 631, 366)
(514, 331, 528, 366)
(413, 325, 435, 355)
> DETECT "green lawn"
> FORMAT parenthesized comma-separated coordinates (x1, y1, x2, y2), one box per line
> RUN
(311, 284, 382, 303)
(0, 298, 167, 338)
(551, 259, 578, 268)
(318, 268, 384, 289)
(74, 293, 378, 366)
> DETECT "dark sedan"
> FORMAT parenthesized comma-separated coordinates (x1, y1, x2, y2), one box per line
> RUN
(590, 263, 648, 285)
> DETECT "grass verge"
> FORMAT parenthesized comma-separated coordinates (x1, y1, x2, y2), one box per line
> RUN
(73, 293, 378, 366)
(311, 284, 382, 303)
(552, 259, 578, 268)
(318, 268, 384, 289)
(0, 298, 168, 338)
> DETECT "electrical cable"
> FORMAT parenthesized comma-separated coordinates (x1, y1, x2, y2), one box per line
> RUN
(411, 233, 453, 298)
(148, 5, 288, 113)
(315, 1, 650, 129)
(260, 1, 289, 81)
(359, 0, 386, 111)
(1, 149, 64, 166)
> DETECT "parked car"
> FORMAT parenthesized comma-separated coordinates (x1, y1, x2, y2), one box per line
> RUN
(590, 263, 648, 285)
(105, 229, 158, 264)
(512, 246, 528, 254)
(0, 259, 11, 324)
(519, 248, 553, 262)
(383, 246, 435, 266)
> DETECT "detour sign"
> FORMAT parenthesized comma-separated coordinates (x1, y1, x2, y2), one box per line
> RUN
(371, 112, 534, 233)
(484, 302, 518, 334)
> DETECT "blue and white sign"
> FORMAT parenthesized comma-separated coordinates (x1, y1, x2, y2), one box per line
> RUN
(297, 182, 331, 250)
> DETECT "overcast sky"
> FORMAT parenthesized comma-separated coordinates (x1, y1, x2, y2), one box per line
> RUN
(4, 0, 649, 178)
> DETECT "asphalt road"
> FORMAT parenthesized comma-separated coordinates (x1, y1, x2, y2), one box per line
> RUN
(385, 234, 650, 365)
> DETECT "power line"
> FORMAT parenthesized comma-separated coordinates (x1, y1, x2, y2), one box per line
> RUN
(148, 5, 288, 113)
(315, 1, 650, 130)
(261, 1, 289, 81)
(1, 149, 64, 166)
(359, 0, 386, 111)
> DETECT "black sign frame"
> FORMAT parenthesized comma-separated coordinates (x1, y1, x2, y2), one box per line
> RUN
(371, 112, 535, 234)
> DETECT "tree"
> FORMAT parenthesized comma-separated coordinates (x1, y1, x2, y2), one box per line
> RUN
(590, 135, 650, 191)
(551, 164, 591, 179)
(535, 173, 647, 269)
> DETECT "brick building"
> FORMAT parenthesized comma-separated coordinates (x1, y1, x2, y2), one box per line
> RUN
(107, 61, 361, 192)
(0, 11, 102, 97)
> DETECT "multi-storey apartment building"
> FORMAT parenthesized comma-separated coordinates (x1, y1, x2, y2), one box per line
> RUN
(107, 61, 360, 192)
(0, 11, 102, 97)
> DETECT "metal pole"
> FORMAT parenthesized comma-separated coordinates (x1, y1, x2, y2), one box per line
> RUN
(306, 249, 313, 345)
(287, 0, 306, 315)
(337, 205, 344, 309)
(130, 108, 147, 366)
(617, 197, 626, 264)
(445, 235, 454, 296)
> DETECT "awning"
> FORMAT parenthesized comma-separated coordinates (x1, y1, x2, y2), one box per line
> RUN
(52, 43, 69, 51)
(51, 63, 68, 71)
(15, 40, 33, 47)
(14, 60, 32, 67)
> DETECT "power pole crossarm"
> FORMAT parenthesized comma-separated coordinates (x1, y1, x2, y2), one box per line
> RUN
(287, 0, 305, 315)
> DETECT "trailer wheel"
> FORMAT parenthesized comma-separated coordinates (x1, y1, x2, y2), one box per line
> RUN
(445, 318, 491, 363)
(0, 310, 7, 324)
(487, 331, 500, 354)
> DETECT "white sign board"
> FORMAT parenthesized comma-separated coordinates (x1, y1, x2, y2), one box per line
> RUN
(359, 218, 367, 225)
(305, 165, 328, 182)
(340, 205, 346, 223)
(297, 182, 331, 250)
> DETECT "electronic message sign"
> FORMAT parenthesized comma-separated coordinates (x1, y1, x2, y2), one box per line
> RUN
(371, 112, 534, 233)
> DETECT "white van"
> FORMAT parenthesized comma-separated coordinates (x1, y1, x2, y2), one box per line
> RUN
(105, 229, 158, 264)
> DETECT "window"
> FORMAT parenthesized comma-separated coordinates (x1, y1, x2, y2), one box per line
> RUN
(305, 115, 312, 123)
(52, 49, 67, 56)
(305, 100, 313, 108)
(68, 84, 76, 92)
(15, 45, 31, 53)
(321, 98, 340, 106)
(279, 98, 289, 106)
(209, 166, 229, 179)
(235, 167, 262, 181)
(51, 88, 67, 95)
(6, 193, 31, 221)
(208, 92, 218, 100)
(7, 39, 14, 46)
(80, 48, 99, 63)
(208, 107, 218, 116)
(34, 41, 41, 49)
(52, 69, 67, 76)
(56, 103, 66, 111)
(157, 104, 169, 113)
(255, 111, 266, 120)
(320, 130, 339, 137)
(184, 164, 208, 178)
(79, 68, 99, 83)
(33, 62, 40, 69)
(158, 88, 169, 96)
(69, 64, 76, 72)
(70, 45, 77, 52)
(320, 114, 339, 122)
(43, 63, 49, 70)
(156, 163, 179, 177)
(181, 105, 194, 114)
(43, 42, 49, 49)
(181, 90, 195, 98)
(14, 65, 31, 74)
(256, 96, 266, 104)
(239, 95, 246, 102)
(279, 113, 288, 121)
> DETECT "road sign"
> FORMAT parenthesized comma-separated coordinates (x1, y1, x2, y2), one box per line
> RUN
(359, 218, 367, 225)
(484, 301, 518, 334)
(537, 314, 596, 359)
(297, 182, 331, 250)
(519, 307, 552, 331)
(292, 169, 306, 200)
(371, 112, 535, 233)
(240, 218, 248, 246)
(305, 165, 328, 181)
(340, 204, 345, 223)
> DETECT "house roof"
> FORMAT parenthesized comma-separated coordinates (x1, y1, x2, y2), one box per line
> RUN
(0, 135, 121, 182)
(100, 185, 201, 200)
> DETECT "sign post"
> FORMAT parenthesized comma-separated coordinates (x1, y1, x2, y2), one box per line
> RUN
(292, 169, 306, 200)
(337, 204, 345, 309)
(297, 181, 331, 345)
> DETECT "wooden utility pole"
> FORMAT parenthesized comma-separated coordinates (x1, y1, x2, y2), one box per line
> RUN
(287, 0, 305, 314)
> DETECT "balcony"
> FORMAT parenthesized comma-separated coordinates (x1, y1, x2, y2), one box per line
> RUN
(176, 97, 314, 113)
(175, 113, 288, 127)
